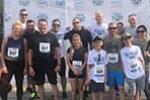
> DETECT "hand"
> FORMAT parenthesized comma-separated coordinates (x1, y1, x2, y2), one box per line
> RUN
(2, 66, 8, 74)
(144, 51, 150, 57)
(24, 67, 28, 75)
(85, 78, 91, 85)
(54, 65, 61, 72)
(29, 66, 35, 76)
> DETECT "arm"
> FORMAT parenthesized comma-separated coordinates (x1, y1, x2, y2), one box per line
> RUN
(54, 46, 61, 72)
(28, 49, 35, 76)
(24, 39, 28, 73)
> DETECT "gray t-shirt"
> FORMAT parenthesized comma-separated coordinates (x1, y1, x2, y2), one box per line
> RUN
(104, 35, 122, 71)
(133, 37, 150, 71)
(125, 26, 137, 37)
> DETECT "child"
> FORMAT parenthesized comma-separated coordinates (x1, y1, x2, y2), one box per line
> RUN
(86, 36, 107, 100)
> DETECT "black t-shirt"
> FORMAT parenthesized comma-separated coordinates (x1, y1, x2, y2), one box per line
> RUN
(29, 31, 59, 61)
(64, 27, 92, 50)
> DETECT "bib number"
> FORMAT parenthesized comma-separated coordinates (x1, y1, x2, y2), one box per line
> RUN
(107, 53, 118, 63)
(129, 59, 140, 73)
(72, 61, 82, 70)
(94, 65, 105, 76)
(39, 42, 50, 53)
(7, 48, 19, 58)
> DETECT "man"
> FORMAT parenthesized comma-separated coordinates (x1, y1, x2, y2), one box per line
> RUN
(28, 19, 60, 100)
(117, 22, 125, 36)
(104, 22, 125, 100)
(64, 17, 92, 51)
(19, 8, 28, 29)
(50, 18, 67, 99)
(125, 14, 137, 37)
(88, 11, 108, 39)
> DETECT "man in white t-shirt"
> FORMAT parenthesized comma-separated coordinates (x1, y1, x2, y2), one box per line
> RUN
(120, 32, 145, 100)
(125, 14, 137, 37)
(19, 9, 28, 30)
(88, 11, 108, 39)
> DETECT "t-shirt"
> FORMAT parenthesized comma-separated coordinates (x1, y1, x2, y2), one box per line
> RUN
(88, 22, 108, 39)
(104, 35, 122, 71)
(29, 31, 59, 62)
(133, 37, 150, 71)
(125, 26, 137, 37)
(88, 49, 107, 83)
(51, 30, 65, 57)
(120, 45, 145, 79)
(64, 27, 92, 50)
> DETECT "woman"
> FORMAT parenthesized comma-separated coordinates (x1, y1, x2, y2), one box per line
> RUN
(133, 25, 150, 100)
(66, 33, 87, 100)
(1, 21, 27, 100)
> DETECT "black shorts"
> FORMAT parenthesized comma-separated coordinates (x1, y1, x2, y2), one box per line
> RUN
(33, 60, 57, 85)
(54, 57, 66, 77)
(68, 68, 86, 79)
(89, 80, 105, 93)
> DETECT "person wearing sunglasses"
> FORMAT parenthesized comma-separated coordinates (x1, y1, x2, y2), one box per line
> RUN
(104, 22, 125, 100)
(50, 18, 68, 99)
(64, 17, 92, 51)
(19, 8, 28, 30)
(120, 32, 145, 100)
(133, 25, 150, 100)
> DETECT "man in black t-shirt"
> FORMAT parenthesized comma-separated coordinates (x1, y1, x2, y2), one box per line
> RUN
(28, 19, 61, 100)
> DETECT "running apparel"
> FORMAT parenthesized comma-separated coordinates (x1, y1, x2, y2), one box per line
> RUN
(5, 36, 24, 60)
(68, 47, 87, 78)
(125, 26, 137, 37)
(88, 22, 108, 39)
(120, 45, 145, 79)
(87, 49, 107, 83)
(64, 27, 92, 50)
(104, 35, 122, 71)
(29, 31, 59, 62)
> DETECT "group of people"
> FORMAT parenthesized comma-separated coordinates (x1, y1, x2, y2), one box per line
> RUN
(0, 8, 150, 100)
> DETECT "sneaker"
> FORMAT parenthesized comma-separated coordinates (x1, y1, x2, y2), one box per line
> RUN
(62, 91, 68, 99)
(30, 92, 40, 100)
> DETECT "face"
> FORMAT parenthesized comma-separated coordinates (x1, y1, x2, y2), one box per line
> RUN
(95, 40, 103, 50)
(108, 23, 117, 35)
(117, 23, 124, 34)
(38, 21, 48, 34)
(137, 27, 146, 37)
(72, 36, 81, 48)
(20, 11, 28, 22)
(124, 36, 132, 45)
(128, 16, 137, 27)
(95, 12, 103, 24)
(12, 24, 23, 36)
(26, 22, 35, 31)
(52, 21, 61, 32)
(72, 18, 81, 30)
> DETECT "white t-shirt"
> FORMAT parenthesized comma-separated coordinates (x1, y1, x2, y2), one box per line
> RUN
(120, 45, 145, 79)
(87, 49, 107, 83)
(88, 22, 108, 39)
(53, 31, 65, 57)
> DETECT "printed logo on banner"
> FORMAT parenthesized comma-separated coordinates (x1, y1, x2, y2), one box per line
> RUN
(4, 13, 11, 22)
(19, 0, 30, 6)
(37, 0, 49, 6)
(130, 0, 142, 6)
(76, 13, 85, 22)
(92, 0, 104, 7)
(110, 0, 122, 8)
(37, 13, 49, 20)
(55, 0, 65, 8)
(111, 13, 123, 21)
(73, 0, 85, 8)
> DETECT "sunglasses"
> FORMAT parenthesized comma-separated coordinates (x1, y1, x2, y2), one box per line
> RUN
(137, 30, 145, 33)
(21, 13, 28, 16)
(73, 21, 80, 25)
(53, 24, 60, 27)
(109, 27, 117, 30)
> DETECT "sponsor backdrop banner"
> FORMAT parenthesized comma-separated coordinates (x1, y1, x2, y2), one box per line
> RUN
(4, 0, 150, 34)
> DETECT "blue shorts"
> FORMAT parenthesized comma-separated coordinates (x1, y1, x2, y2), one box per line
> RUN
(107, 70, 125, 88)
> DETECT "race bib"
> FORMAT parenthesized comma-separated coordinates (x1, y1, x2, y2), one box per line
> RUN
(72, 60, 82, 70)
(94, 65, 105, 76)
(39, 42, 50, 53)
(7, 48, 19, 58)
(129, 59, 140, 73)
(107, 53, 119, 63)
